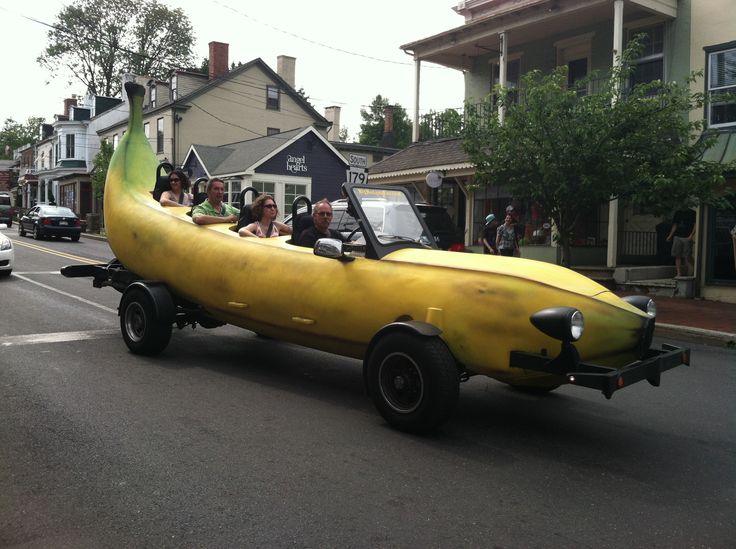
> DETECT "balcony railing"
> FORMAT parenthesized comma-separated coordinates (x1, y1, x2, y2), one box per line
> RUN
(417, 76, 632, 142)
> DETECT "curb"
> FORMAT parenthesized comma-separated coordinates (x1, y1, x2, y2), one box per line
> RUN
(81, 232, 108, 242)
(655, 322, 736, 347)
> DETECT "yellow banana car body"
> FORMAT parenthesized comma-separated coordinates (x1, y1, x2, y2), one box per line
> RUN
(88, 82, 687, 432)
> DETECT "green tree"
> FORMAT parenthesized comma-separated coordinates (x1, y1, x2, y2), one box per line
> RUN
(39, 0, 195, 98)
(463, 40, 730, 267)
(0, 117, 45, 159)
(419, 108, 463, 141)
(359, 95, 412, 148)
(91, 140, 114, 199)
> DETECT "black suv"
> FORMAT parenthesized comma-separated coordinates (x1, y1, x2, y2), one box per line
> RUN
(289, 199, 465, 252)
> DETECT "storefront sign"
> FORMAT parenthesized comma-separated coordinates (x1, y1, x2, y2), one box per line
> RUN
(286, 154, 308, 174)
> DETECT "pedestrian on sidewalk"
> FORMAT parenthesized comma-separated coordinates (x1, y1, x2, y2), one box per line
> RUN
(666, 208, 696, 277)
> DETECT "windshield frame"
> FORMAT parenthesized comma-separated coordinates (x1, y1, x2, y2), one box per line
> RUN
(344, 183, 438, 259)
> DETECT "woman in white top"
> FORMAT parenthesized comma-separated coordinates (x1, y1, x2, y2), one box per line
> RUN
(160, 169, 193, 207)
(238, 194, 292, 238)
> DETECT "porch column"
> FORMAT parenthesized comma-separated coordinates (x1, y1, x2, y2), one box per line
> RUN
(499, 31, 508, 125)
(606, 0, 624, 268)
(412, 59, 421, 143)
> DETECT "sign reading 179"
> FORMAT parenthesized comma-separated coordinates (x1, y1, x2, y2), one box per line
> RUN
(346, 166, 368, 184)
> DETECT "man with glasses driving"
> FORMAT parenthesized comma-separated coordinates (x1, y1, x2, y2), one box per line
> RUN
(297, 199, 346, 248)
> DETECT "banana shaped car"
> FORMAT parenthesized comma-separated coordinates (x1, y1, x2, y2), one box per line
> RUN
(63, 82, 689, 433)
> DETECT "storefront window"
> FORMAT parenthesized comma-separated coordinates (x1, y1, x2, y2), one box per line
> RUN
(707, 198, 736, 284)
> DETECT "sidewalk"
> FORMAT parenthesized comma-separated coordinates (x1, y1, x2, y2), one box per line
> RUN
(616, 291, 736, 346)
(82, 233, 735, 346)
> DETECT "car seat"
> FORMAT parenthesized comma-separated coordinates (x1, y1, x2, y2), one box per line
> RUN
(236, 187, 260, 230)
(289, 195, 312, 244)
(186, 177, 210, 217)
(152, 162, 175, 201)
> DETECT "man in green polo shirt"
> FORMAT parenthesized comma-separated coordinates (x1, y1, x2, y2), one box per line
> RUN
(192, 178, 239, 225)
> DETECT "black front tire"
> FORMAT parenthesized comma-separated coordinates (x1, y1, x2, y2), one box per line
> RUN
(18, 224, 25, 237)
(119, 288, 172, 355)
(365, 332, 459, 434)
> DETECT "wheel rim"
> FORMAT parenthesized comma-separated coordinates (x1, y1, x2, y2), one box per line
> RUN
(124, 302, 147, 343)
(378, 352, 424, 414)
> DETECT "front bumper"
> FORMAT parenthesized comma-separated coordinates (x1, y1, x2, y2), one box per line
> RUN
(510, 343, 690, 399)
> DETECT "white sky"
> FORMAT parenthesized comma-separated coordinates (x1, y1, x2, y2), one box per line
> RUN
(0, 0, 465, 141)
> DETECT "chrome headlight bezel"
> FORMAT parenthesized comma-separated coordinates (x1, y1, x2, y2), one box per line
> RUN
(622, 295, 657, 318)
(530, 307, 585, 342)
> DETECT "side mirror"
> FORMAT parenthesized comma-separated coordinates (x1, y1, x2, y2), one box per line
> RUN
(314, 238, 354, 262)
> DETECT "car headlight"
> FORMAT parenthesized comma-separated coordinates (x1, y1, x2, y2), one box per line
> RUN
(0, 239, 11, 251)
(530, 307, 584, 342)
(621, 295, 657, 317)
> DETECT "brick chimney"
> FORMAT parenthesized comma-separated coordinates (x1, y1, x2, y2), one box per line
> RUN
(209, 41, 229, 80)
(381, 105, 395, 147)
(63, 96, 78, 118)
(277, 55, 296, 88)
(325, 106, 341, 141)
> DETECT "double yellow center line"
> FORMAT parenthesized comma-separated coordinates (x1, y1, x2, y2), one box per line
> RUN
(12, 238, 99, 265)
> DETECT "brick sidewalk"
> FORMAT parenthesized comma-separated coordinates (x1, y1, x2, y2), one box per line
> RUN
(617, 292, 736, 334)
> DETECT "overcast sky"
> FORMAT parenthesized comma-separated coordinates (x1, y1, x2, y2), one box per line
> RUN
(0, 0, 465, 141)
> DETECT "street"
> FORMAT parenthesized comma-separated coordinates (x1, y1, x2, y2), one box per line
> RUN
(1, 227, 735, 548)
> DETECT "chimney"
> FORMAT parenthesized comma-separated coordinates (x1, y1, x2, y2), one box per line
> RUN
(63, 96, 78, 118)
(381, 105, 395, 147)
(277, 55, 296, 88)
(209, 41, 229, 80)
(325, 106, 341, 141)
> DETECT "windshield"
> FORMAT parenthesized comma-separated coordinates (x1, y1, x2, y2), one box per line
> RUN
(351, 186, 433, 248)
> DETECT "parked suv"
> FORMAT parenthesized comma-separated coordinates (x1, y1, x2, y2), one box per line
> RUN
(0, 192, 13, 227)
(288, 199, 466, 251)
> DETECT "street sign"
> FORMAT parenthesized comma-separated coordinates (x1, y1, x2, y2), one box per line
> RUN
(346, 166, 367, 184)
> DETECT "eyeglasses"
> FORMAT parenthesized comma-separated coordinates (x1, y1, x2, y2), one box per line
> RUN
(264, 204, 277, 209)
(170, 178, 180, 182)
(316, 212, 332, 217)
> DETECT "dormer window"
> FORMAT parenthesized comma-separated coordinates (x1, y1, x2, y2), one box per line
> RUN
(150, 83, 157, 109)
(171, 75, 178, 101)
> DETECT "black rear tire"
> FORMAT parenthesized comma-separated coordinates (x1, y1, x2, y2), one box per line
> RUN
(71, 234, 80, 242)
(119, 288, 172, 355)
(33, 225, 42, 240)
(365, 332, 459, 434)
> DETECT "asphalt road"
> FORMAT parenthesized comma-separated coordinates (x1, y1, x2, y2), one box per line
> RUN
(1, 228, 735, 548)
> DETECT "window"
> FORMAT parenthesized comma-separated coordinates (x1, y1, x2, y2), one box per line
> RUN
(228, 179, 242, 206)
(267, 127, 280, 136)
(708, 46, 736, 128)
(250, 179, 311, 219)
(170, 75, 178, 101)
(150, 84, 157, 109)
(266, 86, 280, 110)
(65, 134, 75, 158)
(629, 25, 664, 87)
(490, 58, 520, 106)
(156, 118, 164, 153)
(284, 183, 307, 210)
(144, 122, 150, 139)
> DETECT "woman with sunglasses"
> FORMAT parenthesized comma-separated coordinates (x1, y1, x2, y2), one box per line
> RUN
(160, 169, 193, 207)
(238, 194, 292, 238)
